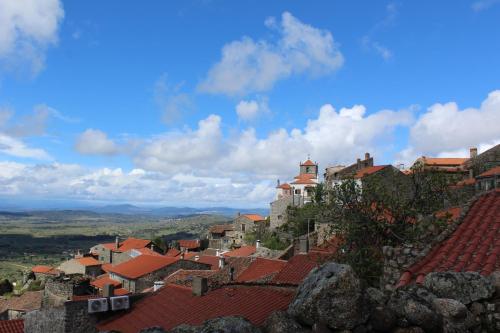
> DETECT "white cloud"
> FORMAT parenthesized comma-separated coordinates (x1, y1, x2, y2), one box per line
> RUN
(75, 129, 120, 155)
(0, 133, 51, 160)
(361, 3, 397, 61)
(0, 0, 64, 76)
(472, 0, 500, 11)
(198, 11, 343, 96)
(396, 90, 500, 164)
(154, 74, 193, 124)
(235, 97, 270, 121)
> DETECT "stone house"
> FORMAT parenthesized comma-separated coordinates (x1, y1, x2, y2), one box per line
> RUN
(476, 166, 500, 191)
(31, 265, 60, 280)
(106, 255, 211, 293)
(0, 291, 42, 320)
(90, 237, 152, 264)
(208, 224, 235, 249)
(270, 158, 319, 230)
(324, 153, 374, 190)
(178, 239, 201, 252)
(57, 257, 102, 278)
(232, 214, 267, 245)
(463, 144, 500, 177)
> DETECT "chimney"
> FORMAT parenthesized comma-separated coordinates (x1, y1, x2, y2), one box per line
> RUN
(218, 255, 225, 269)
(229, 267, 235, 281)
(470, 147, 478, 159)
(215, 250, 220, 257)
(180, 251, 185, 260)
(356, 158, 362, 170)
(192, 276, 208, 296)
(103, 284, 115, 297)
(237, 212, 241, 217)
(153, 281, 165, 292)
(299, 236, 309, 254)
(151, 244, 155, 252)
(256, 240, 261, 249)
(277, 179, 280, 187)
(365, 152, 370, 160)
(194, 255, 200, 261)
(115, 236, 119, 250)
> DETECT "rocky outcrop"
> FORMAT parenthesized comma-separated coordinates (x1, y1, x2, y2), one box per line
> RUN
(288, 263, 367, 330)
(424, 272, 494, 304)
(169, 317, 261, 333)
(264, 311, 309, 333)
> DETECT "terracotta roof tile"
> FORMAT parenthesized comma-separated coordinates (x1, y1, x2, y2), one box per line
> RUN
(478, 166, 500, 178)
(130, 247, 162, 257)
(164, 269, 217, 287)
(178, 240, 200, 250)
(114, 288, 130, 296)
(241, 214, 265, 222)
(31, 265, 59, 275)
(236, 258, 287, 283)
(91, 274, 122, 289)
(397, 190, 500, 287)
(76, 257, 101, 266)
(0, 319, 24, 333)
(209, 224, 234, 234)
(108, 255, 179, 279)
(191, 255, 220, 270)
(422, 157, 469, 166)
(223, 246, 256, 257)
(272, 254, 327, 285)
(290, 178, 317, 185)
(353, 165, 389, 179)
(101, 263, 113, 273)
(103, 238, 151, 252)
(165, 248, 181, 257)
(301, 159, 316, 166)
(97, 284, 295, 333)
(0, 291, 42, 314)
(277, 183, 292, 189)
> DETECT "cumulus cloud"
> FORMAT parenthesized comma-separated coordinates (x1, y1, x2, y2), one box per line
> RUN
(236, 97, 270, 121)
(0, 0, 64, 76)
(0, 133, 51, 160)
(75, 129, 120, 155)
(396, 90, 500, 164)
(198, 11, 343, 96)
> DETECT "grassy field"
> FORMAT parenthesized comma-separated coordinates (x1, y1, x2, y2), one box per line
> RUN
(0, 211, 230, 283)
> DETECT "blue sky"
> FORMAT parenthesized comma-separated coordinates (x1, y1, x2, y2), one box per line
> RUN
(0, 0, 499, 207)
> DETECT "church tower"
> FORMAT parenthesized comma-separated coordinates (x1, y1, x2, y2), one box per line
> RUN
(299, 157, 318, 177)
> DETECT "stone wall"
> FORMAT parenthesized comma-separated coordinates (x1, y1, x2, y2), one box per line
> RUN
(43, 276, 91, 308)
(270, 195, 304, 230)
(465, 143, 500, 176)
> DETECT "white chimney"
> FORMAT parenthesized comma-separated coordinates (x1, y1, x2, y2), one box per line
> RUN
(218, 255, 225, 269)
(153, 281, 165, 292)
(256, 240, 261, 249)
(194, 255, 200, 261)
(215, 250, 220, 257)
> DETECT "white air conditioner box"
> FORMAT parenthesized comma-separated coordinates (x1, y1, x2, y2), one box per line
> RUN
(110, 295, 130, 311)
(88, 298, 108, 313)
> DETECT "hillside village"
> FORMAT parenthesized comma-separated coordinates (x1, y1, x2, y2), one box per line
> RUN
(0, 143, 500, 333)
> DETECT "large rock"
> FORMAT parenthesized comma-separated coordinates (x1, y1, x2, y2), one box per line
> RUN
(368, 306, 396, 332)
(432, 298, 476, 333)
(387, 285, 442, 333)
(169, 317, 261, 333)
(140, 327, 168, 333)
(264, 311, 309, 333)
(423, 272, 494, 305)
(288, 263, 367, 330)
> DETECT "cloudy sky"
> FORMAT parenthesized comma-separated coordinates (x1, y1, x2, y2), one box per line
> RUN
(0, 0, 499, 208)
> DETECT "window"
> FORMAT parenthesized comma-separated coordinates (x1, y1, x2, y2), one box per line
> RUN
(278, 215, 282, 220)
(241, 224, 246, 232)
(100, 256, 104, 261)
(295, 189, 301, 195)
(306, 166, 310, 173)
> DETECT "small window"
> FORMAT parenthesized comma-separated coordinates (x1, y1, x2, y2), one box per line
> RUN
(295, 189, 301, 195)
(277, 215, 282, 220)
(241, 224, 246, 232)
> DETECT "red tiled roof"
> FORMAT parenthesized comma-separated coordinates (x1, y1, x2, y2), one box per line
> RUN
(31, 265, 58, 275)
(277, 183, 292, 189)
(97, 284, 295, 333)
(76, 257, 101, 266)
(478, 166, 500, 178)
(131, 247, 162, 257)
(272, 254, 322, 285)
(209, 224, 234, 234)
(223, 246, 256, 257)
(241, 214, 265, 222)
(291, 178, 317, 185)
(301, 159, 316, 166)
(353, 165, 389, 179)
(421, 157, 469, 166)
(236, 258, 287, 283)
(192, 255, 220, 270)
(114, 288, 130, 296)
(103, 238, 151, 252)
(165, 248, 181, 257)
(397, 190, 500, 288)
(101, 263, 113, 273)
(91, 274, 122, 289)
(108, 255, 179, 279)
(164, 269, 217, 287)
(178, 239, 200, 250)
(0, 319, 24, 333)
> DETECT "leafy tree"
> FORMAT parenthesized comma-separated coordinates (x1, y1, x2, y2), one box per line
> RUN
(0, 279, 13, 295)
(151, 236, 167, 253)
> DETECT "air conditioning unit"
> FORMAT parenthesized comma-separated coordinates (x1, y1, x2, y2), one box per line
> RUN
(88, 298, 108, 313)
(110, 296, 130, 311)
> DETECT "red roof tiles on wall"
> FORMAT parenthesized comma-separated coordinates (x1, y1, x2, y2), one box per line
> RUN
(223, 246, 256, 257)
(236, 258, 288, 283)
(178, 239, 200, 249)
(97, 284, 295, 333)
(478, 166, 500, 178)
(272, 254, 319, 285)
(353, 165, 389, 179)
(0, 319, 24, 333)
(108, 255, 179, 279)
(397, 190, 500, 287)
(241, 214, 265, 222)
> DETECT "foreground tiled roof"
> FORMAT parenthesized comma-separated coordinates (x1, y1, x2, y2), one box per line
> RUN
(241, 214, 265, 222)
(223, 246, 256, 257)
(165, 248, 181, 257)
(91, 274, 122, 289)
(397, 190, 500, 287)
(0, 319, 23, 333)
(97, 284, 295, 333)
(0, 291, 42, 314)
(353, 165, 389, 179)
(271, 254, 320, 285)
(178, 239, 200, 249)
(192, 255, 220, 270)
(108, 255, 179, 279)
(76, 257, 101, 266)
(236, 258, 288, 283)
(478, 166, 500, 178)
(209, 224, 234, 234)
